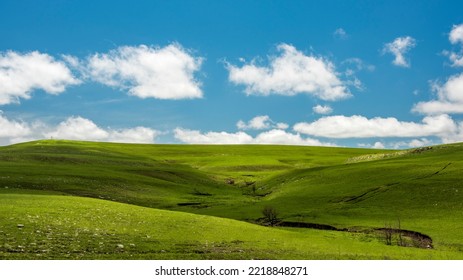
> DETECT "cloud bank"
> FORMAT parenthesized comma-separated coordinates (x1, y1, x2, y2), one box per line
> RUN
(0, 114, 158, 145)
(294, 114, 456, 138)
(2, 111, 463, 148)
(46, 117, 159, 143)
(174, 127, 334, 146)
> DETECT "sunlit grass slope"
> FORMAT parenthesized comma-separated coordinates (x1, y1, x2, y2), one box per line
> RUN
(1, 192, 460, 260)
(223, 143, 463, 251)
(0, 140, 462, 259)
(0, 140, 389, 210)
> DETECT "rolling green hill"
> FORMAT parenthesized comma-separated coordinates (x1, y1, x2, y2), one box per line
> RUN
(0, 140, 462, 259)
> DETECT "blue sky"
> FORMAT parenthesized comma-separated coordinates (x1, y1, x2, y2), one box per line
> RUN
(1, 0, 463, 148)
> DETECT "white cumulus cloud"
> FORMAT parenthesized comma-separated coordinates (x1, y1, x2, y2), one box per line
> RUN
(294, 114, 456, 138)
(0, 115, 159, 145)
(413, 73, 463, 114)
(237, 115, 272, 130)
(0, 113, 33, 145)
(408, 138, 432, 148)
(372, 141, 385, 149)
(254, 129, 335, 146)
(276, 122, 289, 130)
(46, 117, 109, 141)
(359, 138, 434, 149)
(450, 24, 463, 45)
(449, 24, 463, 44)
(227, 43, 351, 101)
(446, 24, 463, 67)
(357, 142, 386, 149)
(416, 25, 463, 115)
(0, 51, 80, 105)
(107, 127, 158, 143)
(447, 52, 463, 67)
(174, 127, 334, 146)
(45, 116, 158, 143)
(313, 105, 333, 114)
(383, 36, 416, 67)
(394, 138, 433, 149)
(441, 121, 463, 143)
(237, 115, 289, 131)
(174, 128, 253, 144)
(86, 44, 203, 100)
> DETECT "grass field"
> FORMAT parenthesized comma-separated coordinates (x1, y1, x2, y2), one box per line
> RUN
(0, 140, 462, 259)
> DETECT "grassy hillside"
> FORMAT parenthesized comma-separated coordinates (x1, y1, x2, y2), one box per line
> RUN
(1, 191, 460, 260)
(0, 140, 462, 259)
(0, 140, 390, 210)
(219, 144, 463, 251)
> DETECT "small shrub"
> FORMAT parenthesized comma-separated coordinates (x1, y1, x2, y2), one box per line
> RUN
(262, 206, 279, 226)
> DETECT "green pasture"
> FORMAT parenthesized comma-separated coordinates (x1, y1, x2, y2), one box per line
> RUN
(0, 140, 462, 259)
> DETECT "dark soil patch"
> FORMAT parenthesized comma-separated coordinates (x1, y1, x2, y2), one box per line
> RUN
(264, 219, 433, 249)
(376, 227, 433, 249)
(191, 189, 212, 196)
(177, 202, 201, 206)
(276, 221, 342, 231)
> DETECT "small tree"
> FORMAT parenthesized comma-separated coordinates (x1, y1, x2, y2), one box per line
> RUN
(397, 218, 404, 247)
(383, 218, 407, 246)
(384, 223, 393, 245)
(262, 206, 279, 226)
